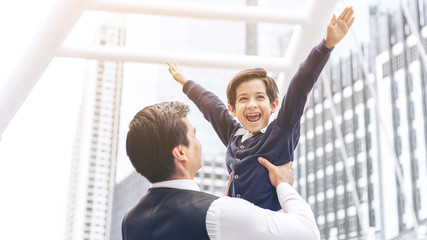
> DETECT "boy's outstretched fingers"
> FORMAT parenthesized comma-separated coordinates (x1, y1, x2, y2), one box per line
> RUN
(166, 61, 188, 85)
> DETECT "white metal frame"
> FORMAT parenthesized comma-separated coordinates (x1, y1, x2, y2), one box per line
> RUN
(0, 0, 339, 137)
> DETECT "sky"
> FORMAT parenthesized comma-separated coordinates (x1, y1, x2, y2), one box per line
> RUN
(0, 1, 99, 239)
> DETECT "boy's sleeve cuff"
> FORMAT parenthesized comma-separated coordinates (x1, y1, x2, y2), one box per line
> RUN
(182, 80, 195, 94)
(320, 39, 334, 52)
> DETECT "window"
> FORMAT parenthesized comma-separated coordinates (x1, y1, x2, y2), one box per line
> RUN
(308, 182, 315, 196)
(409, 101, 415, 121)
(413, 157, 419, 179)
(336, 171, 344, 185)
(394, 53, 403, 70)
(355, 139, 362, 154)
(325, 130, 333, 143)
(392, 83, 399, 100)
(326, 174, 334, 188)
(307, 139, 314, 153)
(308, 160, 315, 174)
(382, 61, 390, 78)
(355, 90, 364, 105)
(337, 194, 345, 209)
(345, 119, 353, 134)
(346, 142, 354, 157)
(327, 198, 335, 212)
(396, 136, 402, 156)
(347, 192, 354, 206)
(369, 209, 376, 226)
(408, 45, 418, 63)
(393, 109, 400, 127)
(407, 74, 413, 92)
(415, 189, 421, 210)
(344, 97, 352, 111)
(317, 179, 324, 193)
(411, 129, 417, 150)
(368, 185, 374, 202)
(338, 220, 346, 234)
(348, 216, 358, 233)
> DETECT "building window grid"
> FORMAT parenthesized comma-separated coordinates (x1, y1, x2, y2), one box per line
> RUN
(392, 83, 399, 100)
(408, 45, 418, 63)
(348, 216, 358, 233)
(382, 61, 391, 78)
(393, 108, 401, 127)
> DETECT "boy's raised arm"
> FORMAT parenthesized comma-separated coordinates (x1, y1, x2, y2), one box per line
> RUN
(167, 61, 188, 85)
(324, 6, 355, 48)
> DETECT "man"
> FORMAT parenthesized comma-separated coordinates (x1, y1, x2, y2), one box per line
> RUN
(122, 101, 320, 240)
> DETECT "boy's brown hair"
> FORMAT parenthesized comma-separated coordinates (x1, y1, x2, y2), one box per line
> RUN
(226, 68, 279, 108)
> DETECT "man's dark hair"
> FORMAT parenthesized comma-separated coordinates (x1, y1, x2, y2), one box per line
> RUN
(226, 68, 279, 108)
(126, 101, 190, 183)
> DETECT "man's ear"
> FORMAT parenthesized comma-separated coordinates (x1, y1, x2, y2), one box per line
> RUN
(227, 104, 237, 117)
(271, 98, 279, 113)
(172, 145, 188, 162)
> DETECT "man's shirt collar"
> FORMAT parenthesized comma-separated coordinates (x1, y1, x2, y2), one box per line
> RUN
(150, 179, 200, 191)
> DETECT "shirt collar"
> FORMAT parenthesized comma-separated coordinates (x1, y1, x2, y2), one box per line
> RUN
(150, 179, 200, 191)
(235, 126, 268, 142)
(235, 126, 268, 136)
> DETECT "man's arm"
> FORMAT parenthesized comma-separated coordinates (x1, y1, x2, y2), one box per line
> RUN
(206, 158, 320, 240)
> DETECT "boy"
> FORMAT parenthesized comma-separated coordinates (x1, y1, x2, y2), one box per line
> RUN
(168, 7, 354, 211)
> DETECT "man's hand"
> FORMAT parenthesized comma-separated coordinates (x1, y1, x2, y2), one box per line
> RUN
(258, 157, 294, 188)
(225, 171, 233, 195)
(324, 6, 355, 48)
(167, 61, 188, 85)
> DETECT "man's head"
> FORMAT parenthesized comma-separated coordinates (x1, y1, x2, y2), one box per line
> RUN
(126, 101, 202, 183)
(226, 68, 279, 133)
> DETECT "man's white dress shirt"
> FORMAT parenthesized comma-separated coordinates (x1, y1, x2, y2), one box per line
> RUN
(151, 180, 320, 240)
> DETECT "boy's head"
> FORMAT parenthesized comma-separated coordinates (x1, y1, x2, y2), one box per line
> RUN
(226, 68, 279, 133)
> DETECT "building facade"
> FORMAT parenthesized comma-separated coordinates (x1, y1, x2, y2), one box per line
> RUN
(109, 171, 149, 240)
(65, 20, 126, 240)
(294, 1, 427, 239)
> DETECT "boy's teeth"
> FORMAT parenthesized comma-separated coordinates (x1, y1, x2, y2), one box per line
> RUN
(246, 113, 261, 122)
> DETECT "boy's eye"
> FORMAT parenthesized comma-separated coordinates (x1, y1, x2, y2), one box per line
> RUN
(257, 96, 265, 100)
(239, 97, 247, 102)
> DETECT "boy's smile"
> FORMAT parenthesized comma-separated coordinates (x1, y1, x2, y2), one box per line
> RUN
(228, 79, 278, 133)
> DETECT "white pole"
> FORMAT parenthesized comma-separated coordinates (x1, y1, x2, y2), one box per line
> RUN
(400, 0, 427, 71)
(57, 45, 289, 72)
(0, 0, 92, 137)
(90, 0, 306, 25)
(277, 0, 339, 94)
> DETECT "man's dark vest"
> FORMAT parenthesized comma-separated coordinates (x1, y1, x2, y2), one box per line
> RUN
(122, 187, 219, 240)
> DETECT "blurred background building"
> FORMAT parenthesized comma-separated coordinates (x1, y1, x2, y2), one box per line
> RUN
(65, 20, 126, 240)
(295, 1, 427, 239)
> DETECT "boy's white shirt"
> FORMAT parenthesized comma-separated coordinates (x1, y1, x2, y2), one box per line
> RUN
(235, 126, 268, 143)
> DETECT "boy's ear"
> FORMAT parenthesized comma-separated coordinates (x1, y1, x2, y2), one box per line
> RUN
(172, 145, 188, 162)
(270, 98, 279, 113)
(227, 104, 237, 117)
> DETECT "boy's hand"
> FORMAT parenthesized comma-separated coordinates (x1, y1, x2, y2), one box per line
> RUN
(258, 157, 294, 188)
(324, 6, 355, 48)
(167, 61, 188, 85)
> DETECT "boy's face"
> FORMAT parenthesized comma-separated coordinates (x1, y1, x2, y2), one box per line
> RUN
(227, 79, 279, 133)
